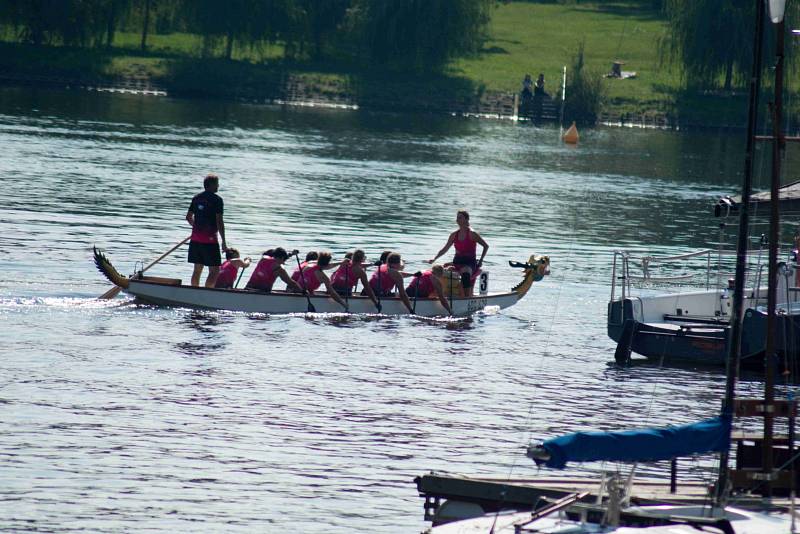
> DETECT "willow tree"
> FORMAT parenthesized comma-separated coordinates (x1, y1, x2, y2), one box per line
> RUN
(351, 0, 493, 71)
(662, 0, 754, 90)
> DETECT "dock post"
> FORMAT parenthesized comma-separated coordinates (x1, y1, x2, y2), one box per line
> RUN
(670, 458, 677, 493)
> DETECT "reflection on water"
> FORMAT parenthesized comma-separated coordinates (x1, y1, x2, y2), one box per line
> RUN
(0, 86, 787, 532)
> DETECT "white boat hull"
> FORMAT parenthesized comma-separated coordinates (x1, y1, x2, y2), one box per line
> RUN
(126, 279, 520, 316)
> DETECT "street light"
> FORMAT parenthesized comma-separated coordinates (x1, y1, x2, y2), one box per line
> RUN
(768, 0, 786, 23)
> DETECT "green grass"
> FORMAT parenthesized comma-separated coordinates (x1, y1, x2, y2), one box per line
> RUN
(451, 2, 676, 112)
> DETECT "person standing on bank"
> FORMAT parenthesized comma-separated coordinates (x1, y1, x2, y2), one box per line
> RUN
(186, 173, 227, 287)
(427, 210, 489, 297)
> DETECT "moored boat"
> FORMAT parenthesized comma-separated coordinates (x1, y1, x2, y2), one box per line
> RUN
(93, 247, 550, 316)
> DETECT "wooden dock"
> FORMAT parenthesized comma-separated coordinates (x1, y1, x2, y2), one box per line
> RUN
(415, 471, 795, 525)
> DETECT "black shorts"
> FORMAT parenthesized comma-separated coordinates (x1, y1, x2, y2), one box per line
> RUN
(188, 241, 221, 267)
(334, 285, 352, 297)
(452, 255, 478, 271)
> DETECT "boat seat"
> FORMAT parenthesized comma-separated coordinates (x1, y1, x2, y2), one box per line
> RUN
(663, 314, 729, 325)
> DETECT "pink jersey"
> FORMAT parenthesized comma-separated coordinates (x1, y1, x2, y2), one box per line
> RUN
(454, 229, 477, 257)
(300, 264, 323, 292)
(406, 270, 434, 297)
(214, 260, 238, 289)
(369, 264, 396, 296)
(246, 257, 279, 291)
(291, 261, 308, 283)
(330, 261, 358, 289)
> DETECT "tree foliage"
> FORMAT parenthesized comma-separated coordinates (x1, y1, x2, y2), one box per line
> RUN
(0, 0, 495, 70)
(662, 0, 800, 91)
(349, 0, 493, 71)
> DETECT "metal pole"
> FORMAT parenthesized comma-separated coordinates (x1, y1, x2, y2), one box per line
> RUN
(715, 0, 765, 506)
(763, 15, 785, 499)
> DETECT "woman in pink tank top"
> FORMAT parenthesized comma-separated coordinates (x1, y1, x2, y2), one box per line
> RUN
(427, 210, 489, 296)
(368, 252, 413, 313)
(244, 247, 303, 293)
(294, 252, 348, 310)
(290, 251, 318, 284)
(214, 248, 251, 289)
(330, 249, 381, 311)
(405, 264, 452, 315)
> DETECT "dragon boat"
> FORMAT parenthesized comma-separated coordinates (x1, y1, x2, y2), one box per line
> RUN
(93, 247, 549, 317)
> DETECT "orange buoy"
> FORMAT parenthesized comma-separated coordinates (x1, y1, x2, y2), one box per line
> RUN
(562, 121, 579, 144)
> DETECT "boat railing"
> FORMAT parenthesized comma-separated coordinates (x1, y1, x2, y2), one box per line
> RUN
(611, 249, 714, 302)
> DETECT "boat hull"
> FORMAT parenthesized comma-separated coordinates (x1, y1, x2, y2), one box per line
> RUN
(608, 297, 800, 366)
(126, 279, 520, 316)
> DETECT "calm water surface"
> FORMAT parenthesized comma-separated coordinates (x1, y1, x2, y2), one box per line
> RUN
(0, 87, 789, 532)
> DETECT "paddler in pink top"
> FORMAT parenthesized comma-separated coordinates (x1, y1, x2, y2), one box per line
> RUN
(295, 252, 348, 310)
(427, 210, 489, 297)
(406, 264, 452, 315)
(214, 248, 251, 289)
(245, 247, 303, 293)
(330, 249, 381, 311)
(290, 251, 318, 284)
(369, 252, 414, 313)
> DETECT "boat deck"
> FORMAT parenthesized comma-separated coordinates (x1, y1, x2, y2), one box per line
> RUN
(415, 472, 796, 523)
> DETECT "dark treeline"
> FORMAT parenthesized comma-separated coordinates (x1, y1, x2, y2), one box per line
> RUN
(0, 0, 493, 70)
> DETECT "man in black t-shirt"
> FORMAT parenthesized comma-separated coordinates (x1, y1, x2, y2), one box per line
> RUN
(186, 174, 227, 287)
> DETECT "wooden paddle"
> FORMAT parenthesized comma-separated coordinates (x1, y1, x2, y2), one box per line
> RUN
(98, 235, 191, 299)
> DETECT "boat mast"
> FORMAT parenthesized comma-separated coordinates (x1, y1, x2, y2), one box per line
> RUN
(715, 0, 766, 505)
(763, 0, 786, 498)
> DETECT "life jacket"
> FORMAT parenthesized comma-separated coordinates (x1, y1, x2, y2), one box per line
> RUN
(291, 261, 308, 283)
(331, 260, 358, 289)
(214, 260, 238, 289)
(369, 264, 397, 296)
(300, 264, 323, 292)
(406, 270, 434, 297)
(246, 257, 279, 291)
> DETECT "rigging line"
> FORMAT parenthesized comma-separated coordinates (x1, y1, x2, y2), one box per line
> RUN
(500, 191, 582, 485)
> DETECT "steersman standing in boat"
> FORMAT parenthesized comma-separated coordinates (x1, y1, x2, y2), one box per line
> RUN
(186, 173, 227, 287)
(427, 210, 489, 297)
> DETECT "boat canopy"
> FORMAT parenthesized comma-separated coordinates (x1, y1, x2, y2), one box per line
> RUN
(715, 179, 800, 217)
(530, 415, 731, 469)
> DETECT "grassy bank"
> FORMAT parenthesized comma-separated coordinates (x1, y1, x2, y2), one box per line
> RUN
(0, 1, 789, 127)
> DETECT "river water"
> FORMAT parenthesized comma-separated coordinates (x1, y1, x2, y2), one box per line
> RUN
(0, 87, 792, 532)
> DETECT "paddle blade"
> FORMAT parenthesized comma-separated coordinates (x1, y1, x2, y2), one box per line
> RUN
(99, 285, 122, 300)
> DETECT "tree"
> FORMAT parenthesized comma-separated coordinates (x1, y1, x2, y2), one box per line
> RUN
(296, 0, 350, 60)
(662, 0, 754, 91)
(350, 0, 493, 71)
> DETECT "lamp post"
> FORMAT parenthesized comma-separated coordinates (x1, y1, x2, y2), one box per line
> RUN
(763, 0, 786, 500)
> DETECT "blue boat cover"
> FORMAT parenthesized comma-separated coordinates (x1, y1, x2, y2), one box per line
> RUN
(534, 415, 731, 469)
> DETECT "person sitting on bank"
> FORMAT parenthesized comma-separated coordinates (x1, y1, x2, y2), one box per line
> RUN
(521, 73, 533, 99)
(295, 251, 348, 309)
(245, 247, 303, 293)
(291, 251, 318, 284)
(406, 264, 452, 315)
(214, 248, 251, 289)
(534, 73, 547, 96)
(369, 252, 413, 313)
(186, 173, 227, 287)
(330, 249, 381, 310)
(427, 210, 489, 297)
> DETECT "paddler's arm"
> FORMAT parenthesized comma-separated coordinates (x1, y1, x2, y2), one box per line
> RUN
(357, 268, 380, 309)
(473, 231, 489, 268)
(278, 267, 303, 292)
(186, 209, 194, 227)
(427, 232, 456, 264)
(319, 272, 347, 309)
(432, 277, 452, 315)
(233, 257, 251, 269)
(216, 213, 227, 252)
(393, 272, 414, 313)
